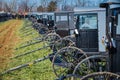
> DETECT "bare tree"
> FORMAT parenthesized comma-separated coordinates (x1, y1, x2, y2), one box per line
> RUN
(47, 1, 57, 12)
(37, 5, 44, 12)
(17, 0, 37, 13)
(2, 0, 18, 12)
(4, 2, 11, 12)
(10, 0, 17, 12)
(41, 0, 49, 12)
(76, 0, 82, 6)
(61, 0, 67, 10)
(76, 0, 88, 7)
(0, 1, 3, 11)
(20, 0, 29, 12)
(29, 2, 37, 12)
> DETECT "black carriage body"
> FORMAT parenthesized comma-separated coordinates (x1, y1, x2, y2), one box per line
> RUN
(100, 2, 120, 73)
(54, 11, 75, 37)
(111, 8, 120, 73)
(0, 12, 11, 22)
(35, 12, 54, 29)
(0, 13, 5, 22)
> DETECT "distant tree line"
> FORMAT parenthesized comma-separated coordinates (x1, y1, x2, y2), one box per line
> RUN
(37, 0, 108, 12)
(0, 0, 108, 13)
(37, 1, 57, 12)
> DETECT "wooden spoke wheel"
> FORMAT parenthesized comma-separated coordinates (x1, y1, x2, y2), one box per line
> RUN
(52, 46, 87, 78)
(80, 72, 120, 80)
(57, 74, 81, 80)
(73, 55, 109, 76)
(44, 33, 61, 46)
(53, 37, 75, 51)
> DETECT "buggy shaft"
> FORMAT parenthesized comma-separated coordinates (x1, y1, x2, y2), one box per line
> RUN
(12, 45, 50, 59)
(1, 55, 53, 75)
(16, 39, 43, 50)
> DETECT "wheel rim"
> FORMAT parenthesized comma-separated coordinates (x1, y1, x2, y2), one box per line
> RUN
(80, 72, 120, 80)
(53, 38, 75, 51)
(52, 46, 87, 78)
(44, 33, 61, 46)
(73, 55, 109, 76)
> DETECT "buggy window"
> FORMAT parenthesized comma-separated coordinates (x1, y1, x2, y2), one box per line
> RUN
(43, 14, 47, 18)
(79, 14, 97, 29)
(56, 16, 67, 22)
(117, 14, 120, 34)
(48, 16, 53, 20)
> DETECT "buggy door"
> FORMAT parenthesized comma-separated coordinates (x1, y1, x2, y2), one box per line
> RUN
(115, 9, 120, 72)
(76, 14, 98, 52)
(54, 12, 74, 37)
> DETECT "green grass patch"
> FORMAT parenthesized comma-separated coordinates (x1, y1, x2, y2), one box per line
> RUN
(0, 21, 6, 27)
(1, 20, 56, 80)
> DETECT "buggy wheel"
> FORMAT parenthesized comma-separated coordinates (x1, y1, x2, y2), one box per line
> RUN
(52, 46, 87, 78)
(80, 72, 120, 80)
(38, 26, 49, 34)
(73, 55, 109, 76)
(43, 33, 61, 46)
(63, 35, 75, 42)
(44, 33, 61, 42)
(53, 37, 75, 51)
(57, 74, 81, 80)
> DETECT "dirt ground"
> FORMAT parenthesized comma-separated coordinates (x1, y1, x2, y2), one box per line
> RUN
(0, 20, 23, 72)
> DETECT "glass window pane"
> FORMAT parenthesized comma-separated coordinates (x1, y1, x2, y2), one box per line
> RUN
(79, 14, 97, 29)
(56, 16, 67, 22)
(117, 14, 120, 34)
(43, 14, 47, 18)
(48, 16, 53, 20)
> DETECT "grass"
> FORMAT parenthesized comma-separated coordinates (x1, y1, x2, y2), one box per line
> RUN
(0, 19, 24, 74)
(0, 21, 6, 27)
(1, 20, 56, 80)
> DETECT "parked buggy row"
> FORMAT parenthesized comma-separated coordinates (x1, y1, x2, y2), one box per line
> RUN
(0, 1, 120, 80)
(0, 12, 12, 22)
(2, 23, 119, 80)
